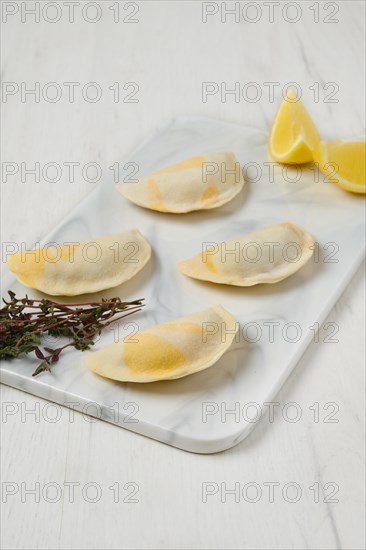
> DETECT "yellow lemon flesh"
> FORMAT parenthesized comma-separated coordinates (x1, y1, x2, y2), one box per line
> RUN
(269, 90, 320, 164)
(314, 140, 366, 194)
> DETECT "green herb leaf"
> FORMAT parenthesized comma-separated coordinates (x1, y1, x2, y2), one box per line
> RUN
(1, 292, 144, 376)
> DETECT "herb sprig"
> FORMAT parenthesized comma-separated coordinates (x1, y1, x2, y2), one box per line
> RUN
(0, 291, 144, 376)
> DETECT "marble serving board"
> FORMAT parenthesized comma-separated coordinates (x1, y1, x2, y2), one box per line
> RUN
(1, 117, 365, 453)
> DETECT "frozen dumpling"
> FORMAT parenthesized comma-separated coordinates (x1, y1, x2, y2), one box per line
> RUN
(178, 222, 314, 286)
(115, 153, 245, 213)
(84, 305, 238, 382)
(7, 230, 151, 296)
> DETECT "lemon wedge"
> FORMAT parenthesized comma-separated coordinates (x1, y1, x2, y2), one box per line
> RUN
(314, 140, 366, 194)
(269, 89, 320, 164)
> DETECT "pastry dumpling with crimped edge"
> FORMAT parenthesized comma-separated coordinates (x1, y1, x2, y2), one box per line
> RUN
(115, 152, 245, 213)
(84, 305, 238, 383)
(7, 230, 151, 296)
(178, 222, 314, 286)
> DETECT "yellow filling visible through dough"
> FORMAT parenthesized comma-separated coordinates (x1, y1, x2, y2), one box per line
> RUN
(147, 178, 166, 211)
(123, 333, 186, 376)
(7, 244, 80, 288)
(201, 183, 219, 205)
(201, 247, 218, 274)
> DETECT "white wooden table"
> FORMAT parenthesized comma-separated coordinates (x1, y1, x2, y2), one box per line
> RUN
(1, 2, 365, 548)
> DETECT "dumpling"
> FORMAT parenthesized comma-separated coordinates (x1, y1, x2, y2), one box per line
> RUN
(178, 222, 314, 286)
(7, 230, 151, 296)
(115, 152, 245, 213)
(84, 305, 238, 382)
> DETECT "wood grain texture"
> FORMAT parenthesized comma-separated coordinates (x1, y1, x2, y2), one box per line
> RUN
(1, 2, 365, 549)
